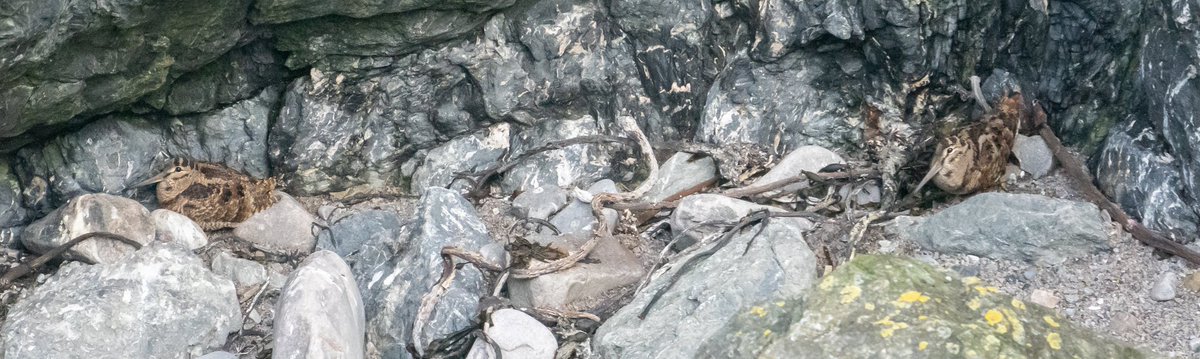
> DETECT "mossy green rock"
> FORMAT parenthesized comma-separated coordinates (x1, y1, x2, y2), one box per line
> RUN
(705, 255, 1152, 359)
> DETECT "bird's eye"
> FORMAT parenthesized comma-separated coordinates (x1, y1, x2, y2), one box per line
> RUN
(174, 166, 183, 172)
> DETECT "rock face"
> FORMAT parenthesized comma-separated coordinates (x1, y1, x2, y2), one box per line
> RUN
(274, 250, 366, 359)
(1094, 118, 1199, 241)
(21, 193, 156, 264)
(0, 243, 241, 358)
(702, 255, 1149, 358)
(13, 87, 279, 214)
(893, 193, 1111, 265)
(0, 0, 251, 150)
(592, 200, 817, 358)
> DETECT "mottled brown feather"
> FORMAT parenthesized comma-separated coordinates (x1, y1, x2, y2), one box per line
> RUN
(922, 93, 1023, 195)
(145, 159, 278, 230)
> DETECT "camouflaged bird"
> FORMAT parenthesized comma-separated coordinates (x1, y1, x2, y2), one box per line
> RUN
(915, 93, 1024, 195)
(137, 158, 278, 230)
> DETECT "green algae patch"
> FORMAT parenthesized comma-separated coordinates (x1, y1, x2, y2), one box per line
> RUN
(753, 255, 1153, 358)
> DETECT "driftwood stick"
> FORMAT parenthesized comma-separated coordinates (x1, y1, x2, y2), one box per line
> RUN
(0, 232, 143, 289)
(1033, 106, 1200, 264)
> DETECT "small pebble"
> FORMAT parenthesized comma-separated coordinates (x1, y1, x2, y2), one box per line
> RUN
(1150, 272, 1178, 302)
(1189, 338, 1200, 353)
(1029, 289, 1060, 309)
(876, 240, 896, 254)
(1181, 272, 1200, 292)
(1022, 269, 1038, 281)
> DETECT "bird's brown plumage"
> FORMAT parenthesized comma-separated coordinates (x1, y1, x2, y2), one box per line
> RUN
(916, 93, 1024, 195)
(137, 158, 278, 230)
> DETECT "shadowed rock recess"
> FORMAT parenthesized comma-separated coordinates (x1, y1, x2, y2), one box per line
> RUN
(1, 0, 1198, 357)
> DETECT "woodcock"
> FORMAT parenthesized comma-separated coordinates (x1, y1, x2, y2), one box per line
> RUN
(136, 158, 278, 230)
(915, 93, 1024, 195)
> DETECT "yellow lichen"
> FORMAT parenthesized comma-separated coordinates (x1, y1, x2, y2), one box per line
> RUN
(974, 285, 1000, 296)
(750, 306, 767, 318)
(985, 309, 1004, 326)
(775, 301, 786, 307)
(840, 285, 862, 304)
(963, 277, 982, 286)
(1043, 316, 1060, 328)
(865, 303, 876, 311)
(1046, 332, 1062, 350)
(918, 341, 928, 351)
(995, 323, 1008, 334)
(1011, 298, 1026, 310)
(918, 315, 928, 321)
(874, 318, 909, 338)
(819, 277, 835, 291)
(763, 329, 773, 338)
(968, 298, 982, 311)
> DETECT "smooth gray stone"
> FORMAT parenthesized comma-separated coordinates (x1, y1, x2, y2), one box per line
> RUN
(274, 250, 366, 359)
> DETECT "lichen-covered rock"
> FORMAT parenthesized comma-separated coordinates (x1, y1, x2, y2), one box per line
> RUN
(0, 242, 240, 358)
(0, 0, 250, 148)
(702, 255, 1149, 358)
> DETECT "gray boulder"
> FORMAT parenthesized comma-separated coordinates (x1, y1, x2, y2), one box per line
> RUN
(894, 193, 1111, 265)
(670, 194, 813, 250)
(592, 200, 817, 358)
(21, 193, 155, 264)
(274, 250, 366, 359)
(341, 188, 493, 358)
(0, 242, 240, 358)
(642, 152, 718, 203)
(151, 209, 208, 250)
(233, 191, 317, 255)
(1094, 118, 1199, 240)
(508, 233, 644, 311)
(466, 309, 557, 359)
(411, 123, 511, 192)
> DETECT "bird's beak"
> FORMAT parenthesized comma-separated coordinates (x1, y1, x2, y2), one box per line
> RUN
(134, 172, 168, 187)
(913, 160, 942, 195)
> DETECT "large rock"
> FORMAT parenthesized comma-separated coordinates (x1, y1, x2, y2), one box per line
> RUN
(329, 188, 493, 358)
(411, 123, 511, 192)
(273, 10, 493, 71)
(695, 51, 863, 154)
(0, 242, 241, 358)
(642, 151, 718, 203)
(592, 201, 817, 358)
(702, 255, 1150, 358)
(1094, 119, 1199, 240)
(0, 0, 250, 149)
(14, 87, 279, 213)
(151, 209, 208, 250)
(893, 193, 1111, 265)
(466, 309, 557, 359)
(20, 193, 155, 264)
(274, 250, 366, 359)
(234, 191, 318, 255)
(747, 145, 845, 194)
(670, 194, 813, 250)
(0, 159, 28, 228)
